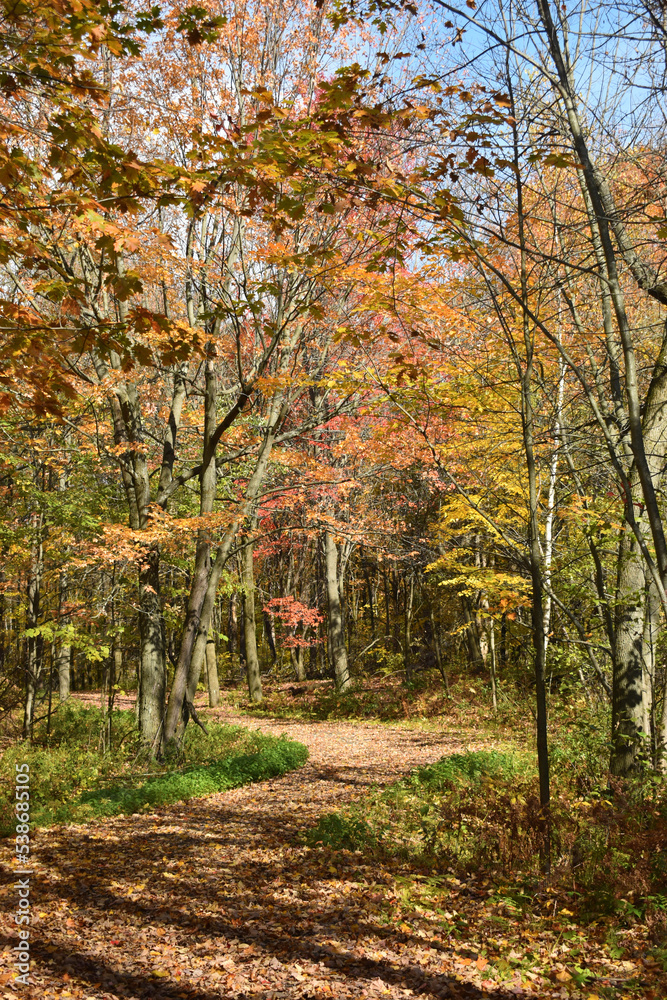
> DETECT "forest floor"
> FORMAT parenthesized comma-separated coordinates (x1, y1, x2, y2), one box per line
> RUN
(0, 692, 664, 1000)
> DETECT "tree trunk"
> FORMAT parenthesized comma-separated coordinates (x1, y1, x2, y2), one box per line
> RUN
(659, 670, 667, 773)
(242, 535, 262, 704)
(461, 595, 485, 673)
(291, 646, 307, 681)
(228, 592, 238, 671)
(113, 641, 123, 692)
(162, 538, 212, 745)
(137, 546, 165, 749)
(643, 578, 660, 762)
(206, 629, 220, 708)
(239, 598, 247, 676)
(404, 573, 414, 681)
(364, 565, 376, 638)
(56, 570, 71, 702)
(500, 612, 508, 671)
(23, 514, 44, 740)
(56, 645, 71, 703)
(488, 618, 498, 713)
(325, 530, 350, 691)
(263, 609, 277, 662)
(430, 607, 449, 696)
(611, 526, 649, 775)
(543, 358, 565, 664)
(162, 358, 217, 750)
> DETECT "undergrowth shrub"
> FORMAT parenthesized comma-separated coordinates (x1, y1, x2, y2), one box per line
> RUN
(307, 748, 667, 922)
(239, 675, 453, 722)
(308, 750, 538, 868)
(549, 709, 610, 793)
(35, 702, 138, 748)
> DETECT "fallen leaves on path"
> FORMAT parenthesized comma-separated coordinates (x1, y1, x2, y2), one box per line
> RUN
(0, 703, 663, 1000)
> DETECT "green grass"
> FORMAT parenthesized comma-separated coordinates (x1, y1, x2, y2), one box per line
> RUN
(0, 702, 308, 831)
(49, 735, 308, 824)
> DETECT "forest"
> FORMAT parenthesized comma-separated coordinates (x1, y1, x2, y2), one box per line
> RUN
(1, 0, 667, 997)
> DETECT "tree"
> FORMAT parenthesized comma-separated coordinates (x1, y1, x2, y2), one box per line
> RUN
(397, 0, 667, 775)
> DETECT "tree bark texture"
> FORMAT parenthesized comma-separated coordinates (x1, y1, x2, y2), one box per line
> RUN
(325, 530, 350, 692)
(242, 536, 262, 704)
(611, 527, 649, 775)
(206, 628, 220, 708)
(162, 358, 217, 749)
(23, 515, 44, 739)
(137, 546, 165, 748)
(56, 645, 71, 703)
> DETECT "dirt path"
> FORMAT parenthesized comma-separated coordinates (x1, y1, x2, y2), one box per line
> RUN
(0, 704, 649, 1000)
(210, 704, 483, 823)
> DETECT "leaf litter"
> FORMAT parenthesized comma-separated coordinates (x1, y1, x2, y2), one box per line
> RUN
(0, 703, 664, 1000)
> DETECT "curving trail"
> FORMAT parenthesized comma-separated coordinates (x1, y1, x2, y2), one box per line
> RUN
(211, 706, 482, 829)
(0, 701, 649, 1000)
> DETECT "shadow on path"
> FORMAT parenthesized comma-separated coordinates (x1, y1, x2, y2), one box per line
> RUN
(0, 698, 527, 1000)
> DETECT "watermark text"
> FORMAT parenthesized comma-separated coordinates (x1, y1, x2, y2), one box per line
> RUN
(14, 763, 31, 986)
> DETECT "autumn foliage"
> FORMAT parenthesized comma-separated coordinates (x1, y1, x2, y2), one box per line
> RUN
(2, 0, 667, 993)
